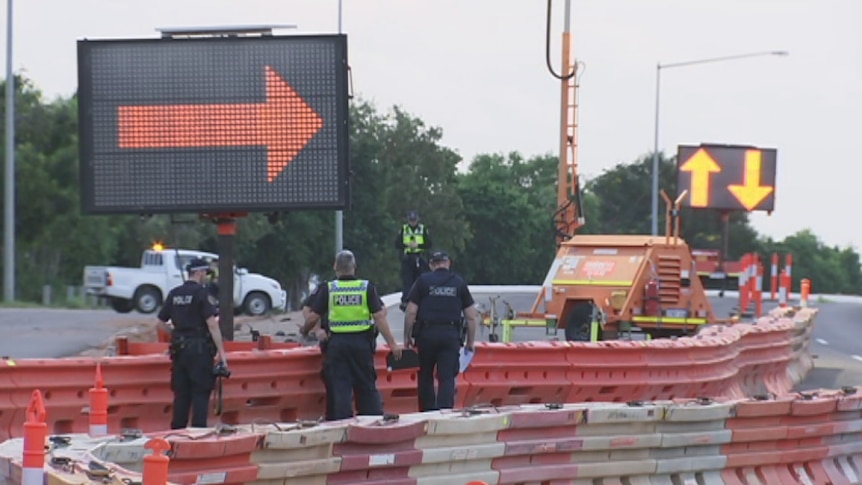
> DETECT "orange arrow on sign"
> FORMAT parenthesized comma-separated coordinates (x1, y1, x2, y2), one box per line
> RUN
(117, 66, 323, 182)
(680, 148, 722, 207)
(728, 149, 773, 211)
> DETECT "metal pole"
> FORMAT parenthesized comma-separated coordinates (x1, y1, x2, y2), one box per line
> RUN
(650, 64, 661, 236)
(3, 0, 14, 302)
(334, 0, 344, 253)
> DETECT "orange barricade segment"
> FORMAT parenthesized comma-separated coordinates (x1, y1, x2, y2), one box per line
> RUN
(461, 341, 573, 408)
(326, 416, 425, 484)
(163, 429, 262, 485)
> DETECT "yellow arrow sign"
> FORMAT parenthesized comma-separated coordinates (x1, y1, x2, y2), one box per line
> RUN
(728, 149, 774, 211)
(680, 148, 721, 207)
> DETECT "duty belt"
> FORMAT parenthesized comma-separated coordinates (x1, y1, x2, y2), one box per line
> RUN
(421, 320, 460, 326)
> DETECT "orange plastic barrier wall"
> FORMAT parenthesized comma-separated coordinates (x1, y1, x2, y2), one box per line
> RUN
(0, 307, 815, 442)
(3, 389, 862, 485)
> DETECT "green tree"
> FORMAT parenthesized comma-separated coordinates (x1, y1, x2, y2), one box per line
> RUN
(343, 100, 470, 293)
(455, 152, 558, 284)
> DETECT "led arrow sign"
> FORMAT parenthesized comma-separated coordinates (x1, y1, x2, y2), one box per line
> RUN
(77, 34, 349, 215)
(117, 66, 323, 184)
(676, 144, 777, 213)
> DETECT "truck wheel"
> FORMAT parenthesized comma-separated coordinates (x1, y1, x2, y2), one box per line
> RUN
(564, 303, 593, 342)
(110, 298, 134, 313)
(243, 292, 271, 316)
(134, 286, 162, 314)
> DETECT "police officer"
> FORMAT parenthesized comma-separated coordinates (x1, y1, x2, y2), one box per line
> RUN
(396, 210, 433, 311)
(303, 250, 402, 420)
(299, 284, 334, 420)
(155, 258, 228, 429)
(403, 251, 479, 412)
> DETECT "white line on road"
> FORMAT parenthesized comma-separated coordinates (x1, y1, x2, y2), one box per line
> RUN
(852, 355, 862, 363)
(816, 338, 829, 345)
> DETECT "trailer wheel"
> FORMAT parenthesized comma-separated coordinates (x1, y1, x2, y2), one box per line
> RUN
(564, 302, 593, 342)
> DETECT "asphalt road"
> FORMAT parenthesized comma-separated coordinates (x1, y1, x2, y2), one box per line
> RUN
(383, 291, 862, 392)
(0, 308, 145, 359)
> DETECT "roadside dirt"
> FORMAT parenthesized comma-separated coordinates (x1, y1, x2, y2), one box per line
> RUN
(77, 311, 307, 357)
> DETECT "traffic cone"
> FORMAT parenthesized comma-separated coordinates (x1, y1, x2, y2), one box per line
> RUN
(89, 363, 109, 436)
(22, 390, 47, 485)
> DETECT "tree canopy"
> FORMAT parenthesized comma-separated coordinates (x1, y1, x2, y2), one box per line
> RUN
(1, 74, 859, 305)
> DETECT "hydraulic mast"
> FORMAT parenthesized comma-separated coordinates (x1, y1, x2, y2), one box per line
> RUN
(547, 0, 584, 245)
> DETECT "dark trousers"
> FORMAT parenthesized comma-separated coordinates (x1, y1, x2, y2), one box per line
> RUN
(416, 324, 461, 412)
(400, 254, 428, 303)
(324, 332, 384, 420)
(170, 340, 216, 429)
(319, 342, 337, 421)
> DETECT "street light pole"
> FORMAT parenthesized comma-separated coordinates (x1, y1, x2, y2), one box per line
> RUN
(649, 50, 788, 236)
(334, 0, 344, 254)
(3, 0, 14, 302)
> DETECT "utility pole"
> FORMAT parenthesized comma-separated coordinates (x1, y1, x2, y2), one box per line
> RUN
(3, 0, 15, 302)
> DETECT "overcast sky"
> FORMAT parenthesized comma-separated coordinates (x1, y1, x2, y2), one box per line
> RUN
(4, 0, 859, 250)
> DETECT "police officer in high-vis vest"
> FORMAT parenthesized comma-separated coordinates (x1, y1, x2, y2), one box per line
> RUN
(303, 250, 402, 420)
(395, 210, 433, 311)
(404, 251, 480, 412)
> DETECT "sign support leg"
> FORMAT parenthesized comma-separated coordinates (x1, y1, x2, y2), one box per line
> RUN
(216, 219, 236, 341)
(202, 212, 247, 342)
(718, 210, 730, 297)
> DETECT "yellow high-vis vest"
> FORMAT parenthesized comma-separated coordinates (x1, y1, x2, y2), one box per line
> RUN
(327, 280, 373, 333)
(402, 224, 425, 254)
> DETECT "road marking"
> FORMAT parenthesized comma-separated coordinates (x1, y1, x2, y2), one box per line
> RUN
(816, 338, 829, 345)
(852, 355, 862, 363)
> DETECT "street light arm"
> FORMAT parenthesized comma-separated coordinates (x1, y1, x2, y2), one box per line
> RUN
(659, 50, 788, 70)
(648, 48, 788, 236)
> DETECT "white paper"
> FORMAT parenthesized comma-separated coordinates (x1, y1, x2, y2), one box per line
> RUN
(459, 348, 475, 373)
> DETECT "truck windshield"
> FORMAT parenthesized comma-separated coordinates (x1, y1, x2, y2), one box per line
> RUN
(173, 254, 224, 273)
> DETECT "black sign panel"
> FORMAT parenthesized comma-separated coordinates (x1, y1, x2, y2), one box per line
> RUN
(77, 34, 349, 215)
(675, 143, 777, 212)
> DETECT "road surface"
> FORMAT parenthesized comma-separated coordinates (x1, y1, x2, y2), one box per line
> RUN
(383, 291, 862, 392)
(0, 308, 145, 359)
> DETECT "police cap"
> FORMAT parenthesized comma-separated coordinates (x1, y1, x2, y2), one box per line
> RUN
(186, 258, 212, 274)
(407, 210, 419, 221)
(429, 251, 450, 263)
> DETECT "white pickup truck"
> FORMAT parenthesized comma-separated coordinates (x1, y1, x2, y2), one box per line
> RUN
(83, 246, 287, 316)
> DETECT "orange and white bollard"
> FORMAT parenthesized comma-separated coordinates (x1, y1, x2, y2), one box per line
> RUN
(747, 253, 759, 311)
(785, 253, 794, 300)
(738, 253, 750, 313)
(778, 269, 789, 308)
(23, 390, 47, 485)
(770, 253, 779, 301)
(755, 259, 764, 317)
(89, 363, 109, 436)
(800, 278, 811, 308)
(143, 438, 171, 485)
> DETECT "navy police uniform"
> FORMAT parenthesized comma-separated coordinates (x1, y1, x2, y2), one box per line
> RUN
(157, 259, 219, 429)
(302, 285, 335, 421)
(407, 251, 475, 411)
(310, 276, 385, 420)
